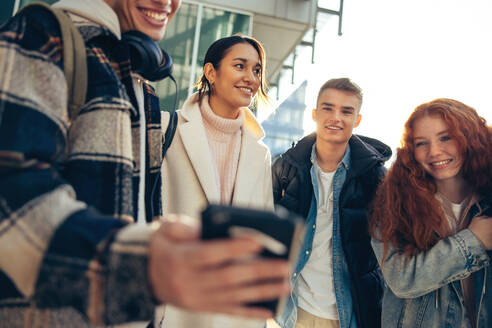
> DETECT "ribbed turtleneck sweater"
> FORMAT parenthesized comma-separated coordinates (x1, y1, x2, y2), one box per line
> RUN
(200, 99, 245, 204)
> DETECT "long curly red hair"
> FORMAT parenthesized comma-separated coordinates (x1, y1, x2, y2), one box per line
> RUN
(369, 98, 492, 259)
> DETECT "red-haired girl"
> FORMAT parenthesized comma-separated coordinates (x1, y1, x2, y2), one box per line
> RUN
(370, 98, 492, 328)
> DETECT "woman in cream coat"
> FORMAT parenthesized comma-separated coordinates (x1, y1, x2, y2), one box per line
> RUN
(160, 35, 275, 328)
(161, 94, 273, 218)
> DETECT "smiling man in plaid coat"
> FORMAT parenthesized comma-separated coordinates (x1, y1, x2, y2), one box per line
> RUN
(0, 0, 290, 327)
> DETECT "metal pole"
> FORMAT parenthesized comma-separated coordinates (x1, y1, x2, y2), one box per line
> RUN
(338, 0, 344, 36)
(311, 15, 317, 63)
(276, 74, 280, 100)
(188, 3, 203, 97)
(291, 48, 296, 84)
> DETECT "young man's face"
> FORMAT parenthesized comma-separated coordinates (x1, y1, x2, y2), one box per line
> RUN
(312, 88, 362, 145)
(106, 0, 181, 41)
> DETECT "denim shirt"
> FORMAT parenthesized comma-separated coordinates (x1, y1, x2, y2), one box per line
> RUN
(372, 199, 491, 328)
(276, 144, 357, 328)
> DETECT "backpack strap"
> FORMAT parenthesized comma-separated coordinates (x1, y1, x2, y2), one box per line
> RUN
(18, 2, 87, 120)
(162, 111, 178, 158)
(149, 110, 177, 220)
(279, 158, 297, 197)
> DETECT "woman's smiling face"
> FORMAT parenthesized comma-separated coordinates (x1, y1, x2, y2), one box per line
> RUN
(413, 115, 463, 184)
(205, 42, 261, 117)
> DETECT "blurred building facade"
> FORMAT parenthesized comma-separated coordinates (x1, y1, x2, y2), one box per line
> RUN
(2, 0, 318, 111)
(3, 0, 345, 152)
(262, 80, 307, 158)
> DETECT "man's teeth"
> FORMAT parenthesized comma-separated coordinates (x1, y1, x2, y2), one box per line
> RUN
(326, 126, 341, 130)
(141, 9, 167, 21)
(431, 159, 451, 166)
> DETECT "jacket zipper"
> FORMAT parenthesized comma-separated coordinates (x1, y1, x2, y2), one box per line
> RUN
(476, 267, 487, 328)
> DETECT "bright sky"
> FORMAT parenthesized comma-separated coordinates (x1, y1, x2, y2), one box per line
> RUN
(298, 0, 492, 162)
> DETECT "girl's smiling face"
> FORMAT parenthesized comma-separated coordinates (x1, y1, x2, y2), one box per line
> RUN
(413, 115, 463, 184)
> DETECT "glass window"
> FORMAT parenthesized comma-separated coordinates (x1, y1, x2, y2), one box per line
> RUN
(5, 0, 252, 113)
(19, 0, 57, 5)
(194, 6, 251, 79)
(0, 1, 14, 25)
(154, 2, 199, 112)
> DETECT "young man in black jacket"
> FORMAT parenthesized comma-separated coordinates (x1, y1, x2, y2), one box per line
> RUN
(273, 78, 391, 328)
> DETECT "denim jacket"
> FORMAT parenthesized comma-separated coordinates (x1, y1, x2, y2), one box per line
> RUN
(372, 197, 491, 328)
(276, 144, 357, 328)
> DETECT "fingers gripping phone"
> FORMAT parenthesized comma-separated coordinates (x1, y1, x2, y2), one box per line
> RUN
(201, 204, 305, 317)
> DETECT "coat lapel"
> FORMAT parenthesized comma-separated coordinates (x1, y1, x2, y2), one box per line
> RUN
(179, 104, 221, 203)
(232, 129, 266, 205)
(178, 96, 266, 205)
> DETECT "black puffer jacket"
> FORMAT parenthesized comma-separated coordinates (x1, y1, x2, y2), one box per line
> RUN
(272, 132, 392, 328)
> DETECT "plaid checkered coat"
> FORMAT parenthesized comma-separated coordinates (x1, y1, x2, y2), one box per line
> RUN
(0, 6, 164, 327)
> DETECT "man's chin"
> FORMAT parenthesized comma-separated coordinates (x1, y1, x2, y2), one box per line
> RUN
(318, 134, 350, 145)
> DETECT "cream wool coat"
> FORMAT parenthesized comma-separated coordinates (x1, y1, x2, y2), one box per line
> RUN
(159, 93, 274, 328)
(161, 93, 273, 218)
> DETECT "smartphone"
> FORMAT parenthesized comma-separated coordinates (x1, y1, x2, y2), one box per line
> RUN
(201, 204, 305, 317)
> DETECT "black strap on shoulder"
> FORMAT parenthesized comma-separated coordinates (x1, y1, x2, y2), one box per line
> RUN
(281, 160, 297, 188)
(149, 110, 178, 221)
(162, 111, 178, 158)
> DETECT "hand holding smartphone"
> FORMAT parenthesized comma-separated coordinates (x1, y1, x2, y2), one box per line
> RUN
(201, 204, 305, 317)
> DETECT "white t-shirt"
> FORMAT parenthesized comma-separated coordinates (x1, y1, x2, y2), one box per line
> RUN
(436, 193, 467, 233)
(436, 193, 472, 328)
(297, 161, 339, 320)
